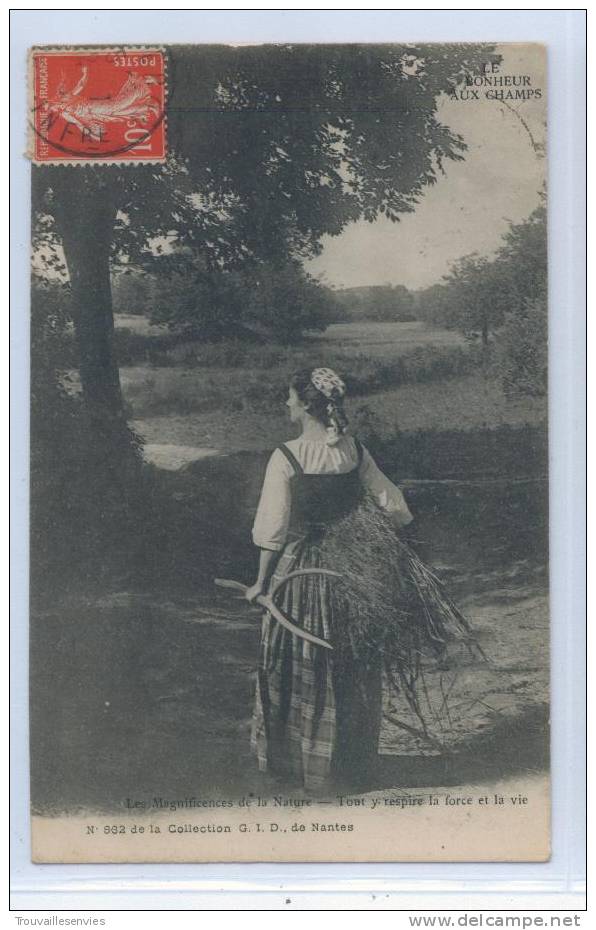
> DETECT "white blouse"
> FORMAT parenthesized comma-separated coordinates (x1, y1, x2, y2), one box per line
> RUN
(252, 435, 413, 551)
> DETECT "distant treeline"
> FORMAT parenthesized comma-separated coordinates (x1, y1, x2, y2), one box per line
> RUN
(330, 284, 416, 323)
(110, 269, 420, 331)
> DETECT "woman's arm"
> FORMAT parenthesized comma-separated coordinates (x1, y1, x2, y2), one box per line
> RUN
(359, 443, 414, 527)
(247, 449, 293, 600)
(245, 548, 280, 602)
(252, 449, 293, 550)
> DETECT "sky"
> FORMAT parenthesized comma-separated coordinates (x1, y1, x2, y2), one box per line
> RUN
(307, 44, 547, 291)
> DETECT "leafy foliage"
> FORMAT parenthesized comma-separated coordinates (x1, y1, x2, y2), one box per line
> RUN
(496, 203, 547, 304)
(165, 44, 499, 260)
(497, 298, 548, 397)
(438, 253, 507, 344)
(145, 253, 337, 342)
(30, 277, 73, 375)
(493, 206, 548, 395)
(243, 261, 337, 342)
(415, 203, 547, 394)
(112, 269, 157, 316)
(33, 43, 500, 283)
(148, 254, 246, 339)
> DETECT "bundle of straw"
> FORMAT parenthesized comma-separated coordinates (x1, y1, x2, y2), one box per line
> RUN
(319, 494, 482, 744)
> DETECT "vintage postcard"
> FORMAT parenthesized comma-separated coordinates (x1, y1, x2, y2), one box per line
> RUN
(29, 42, 549, 862)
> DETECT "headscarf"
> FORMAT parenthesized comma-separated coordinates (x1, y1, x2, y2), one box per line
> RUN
(310, 367, 348, 445)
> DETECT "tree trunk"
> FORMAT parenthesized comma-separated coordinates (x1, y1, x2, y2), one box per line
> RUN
(51, 172, 123, 418)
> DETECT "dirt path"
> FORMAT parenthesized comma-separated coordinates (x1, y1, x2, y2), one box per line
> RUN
(30, 578, 548, 816)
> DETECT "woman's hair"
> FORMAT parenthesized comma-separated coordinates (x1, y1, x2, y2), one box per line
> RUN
(290, 368, 349, 443)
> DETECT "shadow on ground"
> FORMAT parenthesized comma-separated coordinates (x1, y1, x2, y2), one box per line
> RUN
(30, 576, 549, 815)
(30, 472, 549, 815)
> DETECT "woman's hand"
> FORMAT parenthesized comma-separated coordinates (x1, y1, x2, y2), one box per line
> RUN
(245, 581, 265, 604)
(246, 550, 279, 603)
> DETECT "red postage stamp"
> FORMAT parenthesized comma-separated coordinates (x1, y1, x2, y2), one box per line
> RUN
(30, 48, 167, 164)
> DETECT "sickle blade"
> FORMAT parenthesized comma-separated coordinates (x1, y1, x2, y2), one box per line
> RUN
(214, 577, 333, 650)
(269, 567, 342, 601)
(258, 596, 333, 651)
(214, 578, 247, 593)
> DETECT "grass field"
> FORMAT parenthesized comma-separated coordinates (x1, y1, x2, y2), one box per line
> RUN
(113, 317, 468, 370)
(128, 373, 546, 457)
(317, 320, 465, 354)
(109, 317, 548, 458)
(115, 315, 467, 354)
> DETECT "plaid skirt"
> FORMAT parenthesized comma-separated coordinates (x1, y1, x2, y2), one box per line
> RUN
(251, 533, 382, 793)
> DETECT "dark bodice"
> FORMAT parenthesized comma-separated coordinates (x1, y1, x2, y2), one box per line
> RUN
(278, 443, 365, 539)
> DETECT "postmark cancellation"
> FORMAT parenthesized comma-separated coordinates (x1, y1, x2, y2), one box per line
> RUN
(29, 47, 167, 165)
